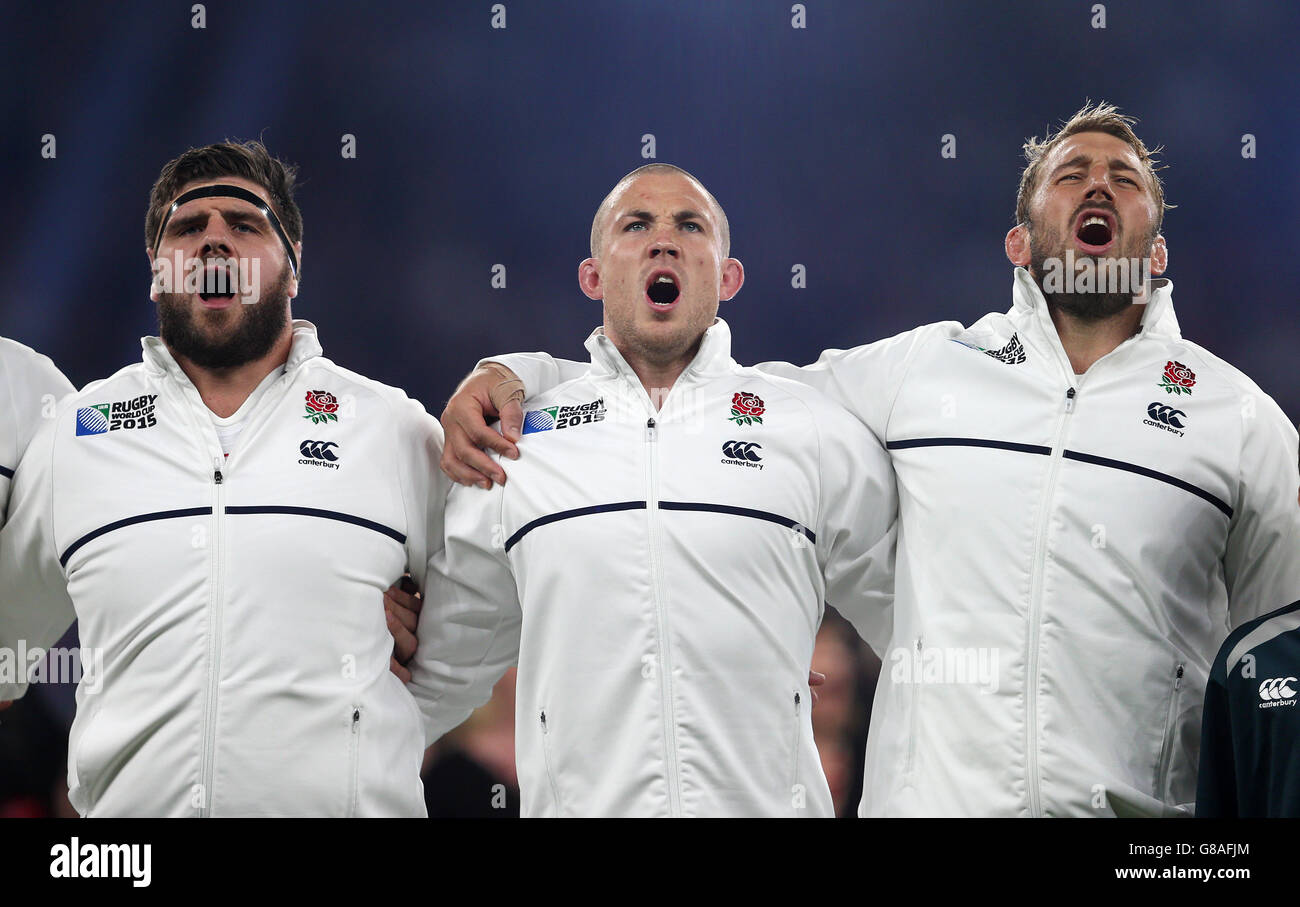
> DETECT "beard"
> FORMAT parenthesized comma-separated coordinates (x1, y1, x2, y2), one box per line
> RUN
(1029, 220, 1153, 322)
(157, 263, 292, 370)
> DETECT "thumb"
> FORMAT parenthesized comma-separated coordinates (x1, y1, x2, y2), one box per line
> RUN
(501, 399, 525, 446)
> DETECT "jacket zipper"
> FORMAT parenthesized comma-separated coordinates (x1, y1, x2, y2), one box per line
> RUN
(199, 456, 227, 817)
(645, 416, 683, 817)
(906, 635, 922, 776)
(790, 690, 802, 814)
(1154, 663, 1185, 803)
(539, 709, 562, 815)
(347, 707, 361, 817)
(1024, 385, 1076, 816)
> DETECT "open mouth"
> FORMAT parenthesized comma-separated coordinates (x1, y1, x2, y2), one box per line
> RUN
(199, 264, 238, 303)
(645, 272, 680, 307)
(1074, 210, 1116, 252)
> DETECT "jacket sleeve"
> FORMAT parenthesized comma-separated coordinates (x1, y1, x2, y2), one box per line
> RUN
(0, 409, 76, 702)
(406, 476, 521, 746)
(478, 354, 587, 399)
(751, 322, 963, 439)
(1195, 655, 1238, 817)
(1222, 393, 1300, 628)
(812, 399, 898, 656)
(2, 343, 73, 524)
(392, 394, 448, 596)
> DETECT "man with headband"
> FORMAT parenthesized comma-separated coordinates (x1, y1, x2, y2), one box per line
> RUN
(0, 141, 445, 816)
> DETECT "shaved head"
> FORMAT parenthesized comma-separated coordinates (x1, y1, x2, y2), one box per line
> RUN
(590, 163, 730, 258)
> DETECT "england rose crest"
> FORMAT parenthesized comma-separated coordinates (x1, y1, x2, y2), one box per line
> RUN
(304, 389, 340, 424)
(1158, 360, 1196, 396)
(728, 391, 765, 426)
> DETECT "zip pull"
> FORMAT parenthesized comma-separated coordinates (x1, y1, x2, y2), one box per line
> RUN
(1174, 664, 1184, 689)
(213, 456, 224, 485)
(1064, 387, 1076, 413)
(646, 417, 657, 442)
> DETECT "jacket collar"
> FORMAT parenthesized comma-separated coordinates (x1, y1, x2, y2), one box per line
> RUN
(141, 318, 324, 379)
(585, 317, 736, 382)
(1010, 266, 1181, 340)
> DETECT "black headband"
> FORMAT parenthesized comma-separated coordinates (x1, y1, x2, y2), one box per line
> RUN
(153, 183, 299, 275)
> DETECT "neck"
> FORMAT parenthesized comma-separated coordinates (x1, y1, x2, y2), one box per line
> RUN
(1047, 302, 1144, 375)
(171, 330, 294, 418)
(622, 340, 701, 410)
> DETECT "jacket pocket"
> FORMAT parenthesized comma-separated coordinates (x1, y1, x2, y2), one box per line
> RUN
(539, 708, 562, 816)
(1153, 663, 1184, 802)
(70, 703, 103, 815)
(347, 706, 362, 818)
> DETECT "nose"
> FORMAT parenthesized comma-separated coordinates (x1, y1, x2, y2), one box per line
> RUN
(1082, 168, 1116, 203)
(200, 216, 236, 258)
(648, 239, 679, 259)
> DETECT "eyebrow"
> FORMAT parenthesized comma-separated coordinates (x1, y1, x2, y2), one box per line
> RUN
(618, 209, 709, 226)
(1051, 154, 1143, 178)
(164, 206, 267, 235)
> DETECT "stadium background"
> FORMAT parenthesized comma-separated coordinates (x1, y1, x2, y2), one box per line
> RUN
(1, 0, 1296, 816)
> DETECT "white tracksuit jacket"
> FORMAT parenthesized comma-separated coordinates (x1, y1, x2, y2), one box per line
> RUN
(1, 336, 73, 523)
(409, 319, 897, 817)
(0, 321, 444, 816)
(495, 269, 1300, 817)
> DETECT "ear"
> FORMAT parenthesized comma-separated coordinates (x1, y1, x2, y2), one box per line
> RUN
(578, 258, 602, 300)
(1149, 234, 1168, 276)
(286, 242, 303, 299)
(1005, 224, 1031, 268)
(147, 248, 161, 302)
(719, 258, 744, 301)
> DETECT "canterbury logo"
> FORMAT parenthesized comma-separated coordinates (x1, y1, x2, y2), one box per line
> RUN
(722, 441, 763, 462)
(1146, 403, 1186, 428)
(299, 440, 340, 462)
(1259, 677, 1297, 701)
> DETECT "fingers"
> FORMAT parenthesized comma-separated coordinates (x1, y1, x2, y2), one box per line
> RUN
(440, 369, 521, 488)
(385, 583, 421, 665)
(389, 656, 412, 685)
(500, 399, 524, 444)
(808, 669, 826, 708)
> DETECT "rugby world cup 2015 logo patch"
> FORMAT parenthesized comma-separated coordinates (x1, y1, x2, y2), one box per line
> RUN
(522, 398, 606, 435)
(76, 395, 158, 436)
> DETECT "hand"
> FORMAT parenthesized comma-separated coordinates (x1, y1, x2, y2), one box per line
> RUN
(0, 701, 12, 713)
(440, 364, 525, 489)
(385, 575, 422, 683)
(808, 670, 826, 708)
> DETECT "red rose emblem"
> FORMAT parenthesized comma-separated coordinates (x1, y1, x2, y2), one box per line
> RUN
(1158, 360, 1196, 396)
(729, 391, 765, 425)
(304, 390, 341, 423)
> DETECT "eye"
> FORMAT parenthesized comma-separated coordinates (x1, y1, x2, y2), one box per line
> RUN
(680, 222, 702, 233)
(232, 223, 256, 233)
(1116, 176, 1135, 185)
(625, 221, 647, 232)
(1059, 174, 1081, 182)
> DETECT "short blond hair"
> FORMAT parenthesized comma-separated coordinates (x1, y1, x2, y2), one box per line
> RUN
(589, 163, 730, 258)
(1016, 101, 1171, 231)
